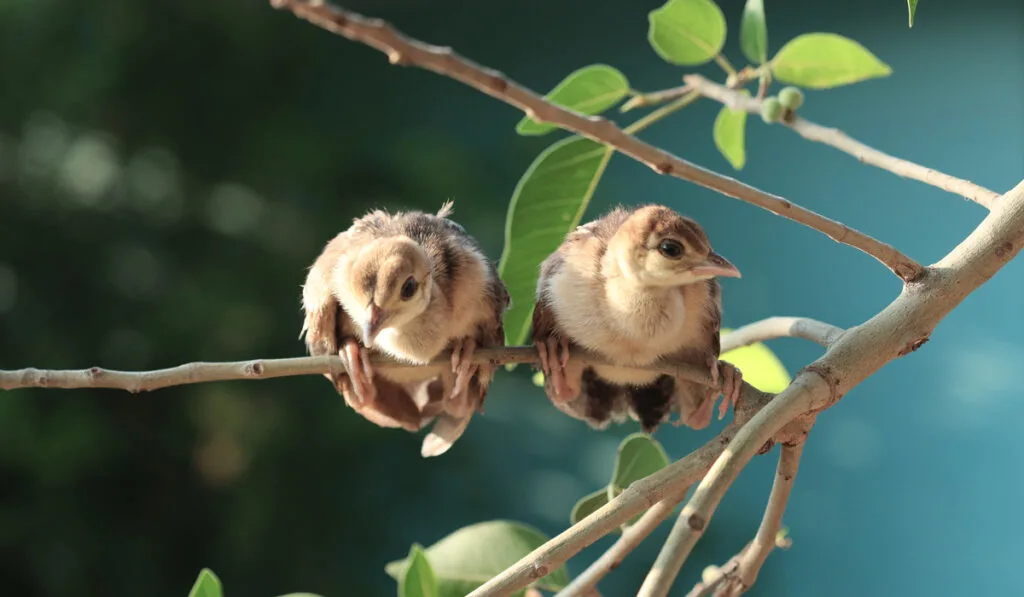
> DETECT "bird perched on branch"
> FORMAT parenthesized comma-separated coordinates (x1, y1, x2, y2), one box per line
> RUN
(300, 201, 510, 457)
(531, 204, 743, 433)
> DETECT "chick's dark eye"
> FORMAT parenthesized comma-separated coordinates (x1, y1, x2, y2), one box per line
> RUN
(400, 277, 418, 300)
(657, 239, 684, 259)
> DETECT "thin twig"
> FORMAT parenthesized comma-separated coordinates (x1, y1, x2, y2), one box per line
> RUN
(731, 440, 806, 593)
(0, 316, 842, 393)
(684, 74, 1001, 209)
(685, 439, 808, 597)
(621, 84, 692, 112)
(721, 317, 844, 351)
(554, 485, 689, 597)
(0, 347, 712, 392)
(269, 0, 925, 283)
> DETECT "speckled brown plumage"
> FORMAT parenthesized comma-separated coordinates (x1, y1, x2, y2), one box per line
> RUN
(301, 201, 509, 456)
(531, 203, 742, 434)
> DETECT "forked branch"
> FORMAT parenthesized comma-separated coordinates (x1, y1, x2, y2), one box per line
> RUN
(269, 0, 925, 283)
(684, 438, 808, 597)
(554, 487, 688, 597)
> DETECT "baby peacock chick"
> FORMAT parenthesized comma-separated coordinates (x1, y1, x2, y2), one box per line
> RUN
(301, 201, 510, 456)
(531, 204, 742, 433)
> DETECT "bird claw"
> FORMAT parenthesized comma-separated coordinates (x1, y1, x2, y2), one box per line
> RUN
(340, 339, 376, 408)
(535, 336, 574, 403)
(449, 337, 479, 413)
(707, 356, 742, 420)
(719, 361, 743, 420)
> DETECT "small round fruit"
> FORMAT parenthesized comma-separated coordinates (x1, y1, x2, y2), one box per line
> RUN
(778, 86, 805, 111)
(760, 97, 784, 123)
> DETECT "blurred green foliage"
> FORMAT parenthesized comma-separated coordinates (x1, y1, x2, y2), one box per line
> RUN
(0, 2, 513, 596)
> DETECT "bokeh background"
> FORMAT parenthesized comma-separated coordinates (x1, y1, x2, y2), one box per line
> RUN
(2, 0, 1023, 595)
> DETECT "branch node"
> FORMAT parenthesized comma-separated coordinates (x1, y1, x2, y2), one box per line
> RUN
(896, 334, 930, 357)
(244, 361, 266, 376)
(487, 75, 509, 93)
(685, 511, 706, 531)
(529, 563, 550, 580)
(895, 262, 926, 283)
(756, 439, 776, 455)
(800, 363, 840, 408)
(995, 241, 1015, 260)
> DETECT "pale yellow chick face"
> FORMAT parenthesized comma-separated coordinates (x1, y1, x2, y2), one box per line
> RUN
(348, 237, 433, 345)
(614, 205, 740, 287)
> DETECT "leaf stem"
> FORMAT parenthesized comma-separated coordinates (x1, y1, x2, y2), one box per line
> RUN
(620, 85, 692, 113)
(713, 54, 737, 77)
(624, 92, 701, 135)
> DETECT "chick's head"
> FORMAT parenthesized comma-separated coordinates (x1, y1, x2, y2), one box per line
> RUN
(350, 236, 433, 344)
(616, 204, 741, 287)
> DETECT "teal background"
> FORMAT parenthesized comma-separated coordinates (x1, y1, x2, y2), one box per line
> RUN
(1, 0, 1022, 595)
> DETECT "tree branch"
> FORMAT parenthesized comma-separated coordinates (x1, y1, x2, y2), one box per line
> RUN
(722, 317, 843, 351)
(731, 439, 806, 593)
(0, 315, 840, 393)
(0, 347, 714, 392)
(464, 387, 776, 597)
(683, 74, 1001, 209)
(552, 313, 831, 597)
(269, 0, 925, 283)
(637, 413, 810, 597)
(684, 438, 808, 597)
(633, 177, 1024, 595)
(554, 485, 689, 597)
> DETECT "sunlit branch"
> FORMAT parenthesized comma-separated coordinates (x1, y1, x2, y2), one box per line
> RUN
(269, 0, 925, 283)
(0, 347, 714, 392)
(684, 438, 808, 597)
(554, 486, 688, 597)
(722, 317, 844, 351)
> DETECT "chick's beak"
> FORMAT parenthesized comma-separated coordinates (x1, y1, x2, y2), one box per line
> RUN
(690, 251, 741, 279)
(363, 304, 385, 346)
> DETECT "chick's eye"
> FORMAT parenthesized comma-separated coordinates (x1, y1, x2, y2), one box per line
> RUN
(400, 277, 418, 300)
(657, 239, 684, 259)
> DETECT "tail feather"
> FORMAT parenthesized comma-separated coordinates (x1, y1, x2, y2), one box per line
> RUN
(420, 412, 472, 457)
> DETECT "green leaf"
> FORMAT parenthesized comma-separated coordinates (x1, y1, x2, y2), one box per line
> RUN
(648, 0, 727, 66)
(739, 0, 768, 64)
(276, 594, 325, 597)
(610, 433, 670, 494)
(385, 521, 571, 597)
(720, 327, 792, 393)
(907, 0, 919, 27)
(189, 569, 223, 597)
(399, 544, 439, 597)
(570, 488, 610, 525)
(712, 91, 749, 170)
(770, 33, 892, 89)
(516, 65, 629, 136)
(498, 136, 613, 347)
